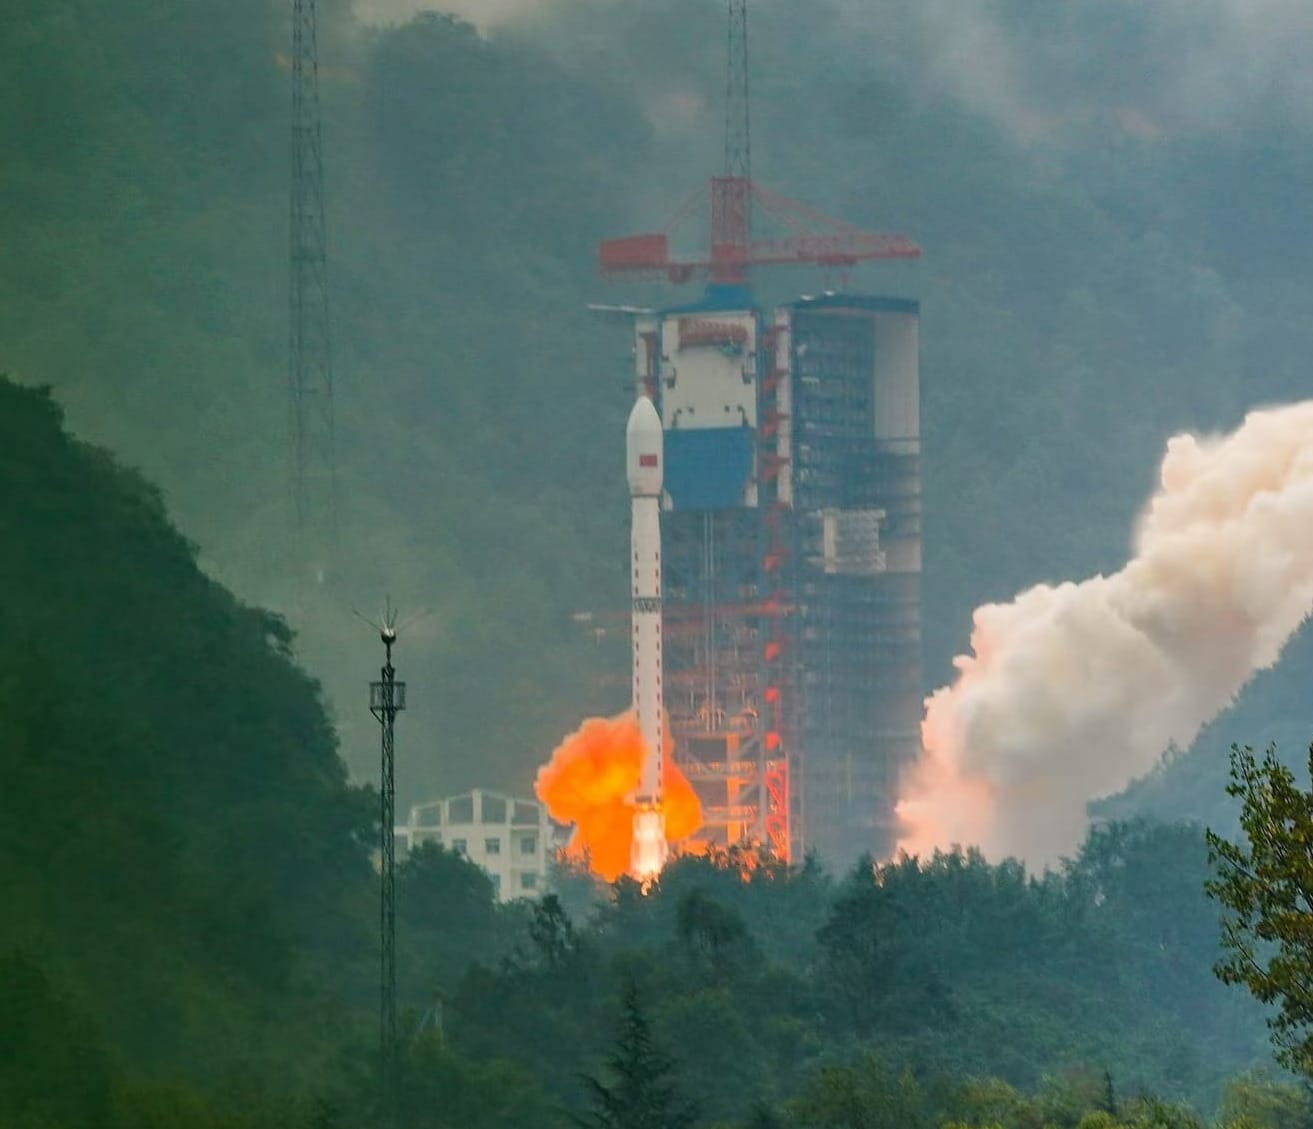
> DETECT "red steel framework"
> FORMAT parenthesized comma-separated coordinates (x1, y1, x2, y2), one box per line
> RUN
(599, 179, 920, 286)
(757, 322, 794, 857)
(634, 313, 795, 863)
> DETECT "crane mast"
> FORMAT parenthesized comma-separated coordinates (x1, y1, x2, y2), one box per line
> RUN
(599, 1, 919, 285)
(711, 0, 751, 279)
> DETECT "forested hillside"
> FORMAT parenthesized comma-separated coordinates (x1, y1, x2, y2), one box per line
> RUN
(0, 391, 1284, 1125)
(441, 823, 1272, 1121)
(0, 380, 377, 1117)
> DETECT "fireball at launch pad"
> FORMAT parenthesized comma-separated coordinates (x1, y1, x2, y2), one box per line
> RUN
(533, 398, 701, 883)
(534, 712, 701, 882)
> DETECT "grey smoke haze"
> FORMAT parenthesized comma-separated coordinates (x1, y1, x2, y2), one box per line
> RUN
(354, 1, 1313, 138)
(352, 0, 549, 29)
(835, 0, 1313, 141)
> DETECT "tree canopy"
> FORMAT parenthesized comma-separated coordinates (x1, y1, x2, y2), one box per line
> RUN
(1207, 745, 1313, 1077)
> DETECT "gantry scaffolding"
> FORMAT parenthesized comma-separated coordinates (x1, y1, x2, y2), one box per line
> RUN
(786, 295, 921, 862)
(632, 291, 919, 867)
(663, 510, 790, 859)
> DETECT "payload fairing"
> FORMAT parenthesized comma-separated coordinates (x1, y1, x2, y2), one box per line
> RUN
(626, 396, 667, 881)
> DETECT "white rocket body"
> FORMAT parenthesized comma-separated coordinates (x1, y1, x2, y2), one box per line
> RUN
(626, 396, 667, 881)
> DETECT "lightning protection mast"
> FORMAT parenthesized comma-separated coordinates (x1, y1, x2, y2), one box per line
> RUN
(713, 0, 751, 275)
(289, 0, 338, 575)
(370, 621, 406, 1128)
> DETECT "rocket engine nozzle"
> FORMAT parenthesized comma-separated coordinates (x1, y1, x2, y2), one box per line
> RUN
(630, 804, 668, 882)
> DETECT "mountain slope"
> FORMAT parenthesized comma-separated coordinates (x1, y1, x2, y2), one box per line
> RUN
(0, 378, 374, 1082)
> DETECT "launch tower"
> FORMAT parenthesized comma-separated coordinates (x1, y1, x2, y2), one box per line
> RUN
(622, 296, 920, 863)
(601, 2, 921, 865)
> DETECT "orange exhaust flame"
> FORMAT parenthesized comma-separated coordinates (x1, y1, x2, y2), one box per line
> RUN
(534, 712, 701, 882)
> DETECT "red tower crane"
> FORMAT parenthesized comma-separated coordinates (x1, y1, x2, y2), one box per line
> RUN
(599, 0, 921, 284)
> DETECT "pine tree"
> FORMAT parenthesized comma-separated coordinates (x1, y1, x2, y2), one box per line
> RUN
(576, 981, 697, 1129)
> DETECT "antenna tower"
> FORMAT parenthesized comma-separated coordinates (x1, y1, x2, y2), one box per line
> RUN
(289, 0, 337, 564)
(369, 613, 406, 1127)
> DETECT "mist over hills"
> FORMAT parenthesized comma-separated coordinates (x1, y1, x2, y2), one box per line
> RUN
(4, 0, 1312, 832)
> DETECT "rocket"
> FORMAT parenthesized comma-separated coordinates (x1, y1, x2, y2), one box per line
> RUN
(626, 396, 667, 881)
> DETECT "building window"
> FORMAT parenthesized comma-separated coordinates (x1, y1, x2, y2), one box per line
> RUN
(520, 872, 538, 891)
(451, 838, 467, 855)
(520, 836, 537, 855)
(491, 873, 501, 895)
(485, 837, 501, 855)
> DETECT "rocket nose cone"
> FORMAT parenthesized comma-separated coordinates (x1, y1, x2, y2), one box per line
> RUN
(626, 395, 661, 444)
(626, 395, 663, 495)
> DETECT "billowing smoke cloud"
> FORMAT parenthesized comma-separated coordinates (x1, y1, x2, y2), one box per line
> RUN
(898, 401, 1313, 866)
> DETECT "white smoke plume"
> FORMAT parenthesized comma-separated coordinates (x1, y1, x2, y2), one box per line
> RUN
(898, 401, 1313, 867)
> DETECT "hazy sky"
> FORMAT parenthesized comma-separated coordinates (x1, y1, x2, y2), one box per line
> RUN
(352, 0, 542, 28)
(354, 0, 1313, 142)
(834, 0, 1313, 141)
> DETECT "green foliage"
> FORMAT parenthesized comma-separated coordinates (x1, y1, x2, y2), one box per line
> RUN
(528, 893, 582, 970)
(1217, 1071, 1313, 1129)
(397, 842, 506, 1000)
(0, 952, 111, 1129)
(675, 887, 757, 984)
(396, 1035, 565, 1129)
(576, 981, 697, 1129)
(788, 1055, 929, 1129)
(1206, 745, 1313, 1076)
(107, 1079, 323, 1129)
(0, 379, 374, 1085)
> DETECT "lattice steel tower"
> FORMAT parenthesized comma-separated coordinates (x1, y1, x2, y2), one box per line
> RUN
(289, 0, 337, 561)
(708, 0, 751, 282)
(370, 622, 405, 1127)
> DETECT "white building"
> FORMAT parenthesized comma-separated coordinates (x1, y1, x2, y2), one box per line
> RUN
(395, 788, 560, 902)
